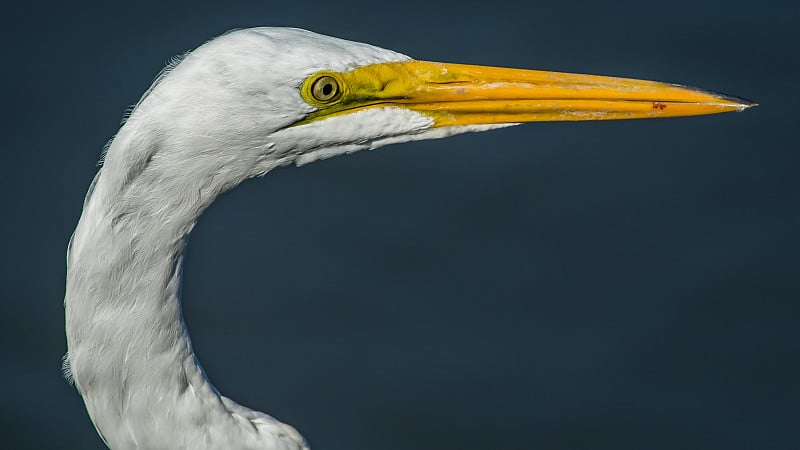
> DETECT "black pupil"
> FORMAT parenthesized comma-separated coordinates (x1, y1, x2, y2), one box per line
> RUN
(322, 83, 333, 96)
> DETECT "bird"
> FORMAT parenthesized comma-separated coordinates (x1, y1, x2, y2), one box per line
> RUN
(63, 27, 754, 450)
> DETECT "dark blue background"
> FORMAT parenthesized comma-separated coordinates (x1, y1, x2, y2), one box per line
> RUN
(2, 1, 798, 449)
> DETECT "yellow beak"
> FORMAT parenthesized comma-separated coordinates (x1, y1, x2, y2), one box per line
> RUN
(299, 60, 755, 126)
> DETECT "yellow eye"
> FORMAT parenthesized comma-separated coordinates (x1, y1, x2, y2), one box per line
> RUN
(310, 75, 340, 102)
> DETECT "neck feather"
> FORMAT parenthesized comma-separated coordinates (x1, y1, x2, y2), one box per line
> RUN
(64, 133, 306, 450)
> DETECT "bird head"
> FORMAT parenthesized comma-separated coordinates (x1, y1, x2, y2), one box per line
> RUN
(108, 27, 753, 209)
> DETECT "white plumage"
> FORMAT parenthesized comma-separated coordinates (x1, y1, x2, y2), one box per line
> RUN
(64, 28, 499, 450)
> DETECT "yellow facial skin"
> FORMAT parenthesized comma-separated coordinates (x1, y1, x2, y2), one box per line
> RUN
(297, 60, 754, 127)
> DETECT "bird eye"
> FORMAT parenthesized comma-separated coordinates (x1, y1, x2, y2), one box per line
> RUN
(310, 76, 340, 102)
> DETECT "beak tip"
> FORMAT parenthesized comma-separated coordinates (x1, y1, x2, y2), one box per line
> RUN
(735, 98, 759, 111)
(714, 91, 758, 110)
(743, 100, 759, 109)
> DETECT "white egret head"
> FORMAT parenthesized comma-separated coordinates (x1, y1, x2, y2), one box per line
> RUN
(107, 27, 752, 209)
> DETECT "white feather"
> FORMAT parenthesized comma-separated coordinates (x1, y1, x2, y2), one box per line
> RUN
(65, 27, 516, 450)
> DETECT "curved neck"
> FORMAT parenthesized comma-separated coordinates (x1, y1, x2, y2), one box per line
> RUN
(65, 171, 215, 448)
(64, 134, 305, 449)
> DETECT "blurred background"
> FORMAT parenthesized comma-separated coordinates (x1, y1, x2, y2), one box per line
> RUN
(2, 1, 798, 449)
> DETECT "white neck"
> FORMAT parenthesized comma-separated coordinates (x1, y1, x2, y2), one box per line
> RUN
(64, 130, 307, 450)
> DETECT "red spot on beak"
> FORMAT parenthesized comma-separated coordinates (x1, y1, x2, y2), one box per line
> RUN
(652, 102, 667, 110)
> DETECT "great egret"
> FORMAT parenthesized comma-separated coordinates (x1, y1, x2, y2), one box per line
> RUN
(63, 27, 753, 450)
